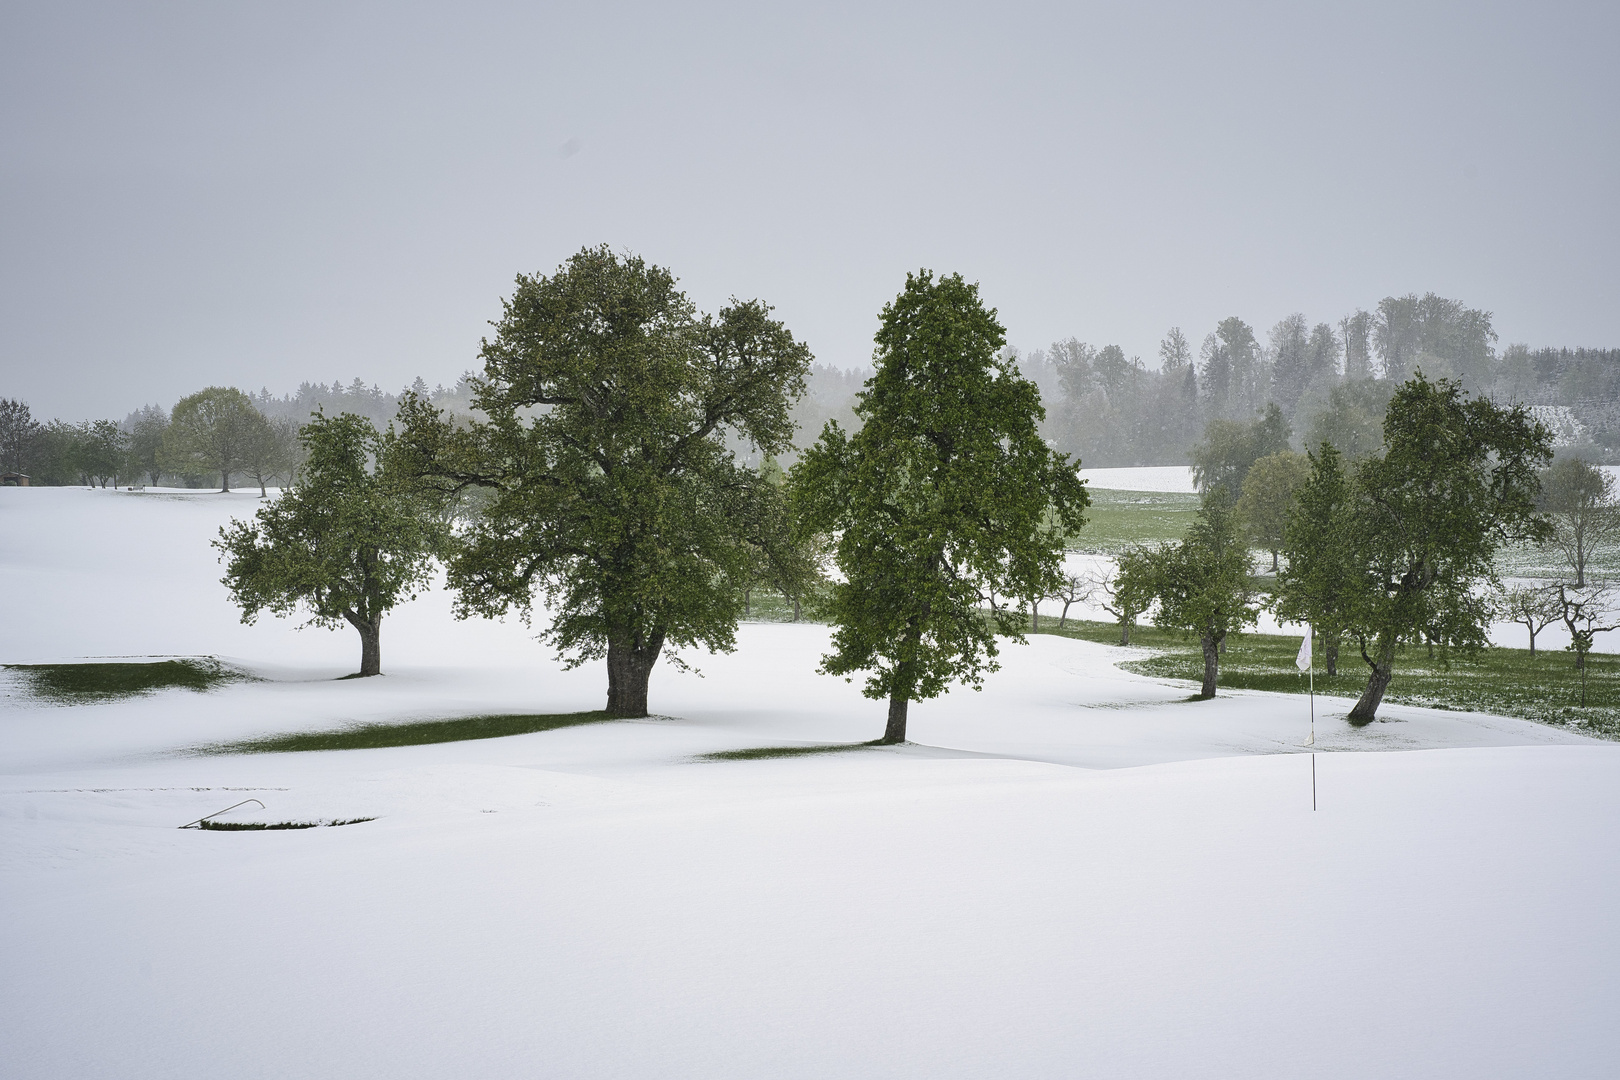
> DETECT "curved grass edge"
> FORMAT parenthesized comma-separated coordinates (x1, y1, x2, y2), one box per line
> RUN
(5, 657, 252, 701)
(698, 741, 885, 761)
(200, 711, 616, 754)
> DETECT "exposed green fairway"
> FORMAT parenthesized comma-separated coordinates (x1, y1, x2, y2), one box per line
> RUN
(1068, 488, 1200, 554)
(206, 711, 615, 754)
(1039, 618, 1620, 736)
(6, 658, 245, 701)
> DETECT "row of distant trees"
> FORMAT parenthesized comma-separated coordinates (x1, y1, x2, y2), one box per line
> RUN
(1005, 298, 1620, 467)
(0, 377, 483, 491)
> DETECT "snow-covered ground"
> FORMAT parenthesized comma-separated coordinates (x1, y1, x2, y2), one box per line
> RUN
(1078, 465, 1198, 492)
(3, 488, 1618, 1079)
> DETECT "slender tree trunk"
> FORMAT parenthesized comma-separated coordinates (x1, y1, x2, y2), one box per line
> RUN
(1348, 637, 1396, 724)
(1527, 625, 1537, 658)
(1270, 549, 1279, 572)
(1198, 633, 1220, 698)
(1059, 600, 1072, 629)
(1031, 603, 1039, 632)
(744, 587, 751, 619)
(344, 611, 382, 677)
(879, 618, 923, 744)
(1119, 618, 1131, 646)
(220, 468, 231, 493)
(792, 597, 801, 622)
(605, 629, 665, 717)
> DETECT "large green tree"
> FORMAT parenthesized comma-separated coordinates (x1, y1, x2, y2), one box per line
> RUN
(160, 386, 261, 491)
(791, 270, 1088, 744)
(1341, 375, 1551, 722)
(1143, 489, 1258, 698)
(393, 246, 811, 716)
(215, 413, 445, 677)
(1275, 443, 1357, 676)
(1237, 449, 1310, 572)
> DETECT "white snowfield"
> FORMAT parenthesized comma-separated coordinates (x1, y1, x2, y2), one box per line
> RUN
(2, 488, 1617, 1080)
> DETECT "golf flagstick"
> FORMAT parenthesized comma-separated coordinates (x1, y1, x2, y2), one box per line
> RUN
(1295, 625, 1315, 810)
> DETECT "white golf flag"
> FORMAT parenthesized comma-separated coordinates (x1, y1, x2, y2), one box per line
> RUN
(1295, 626, 1312, 672)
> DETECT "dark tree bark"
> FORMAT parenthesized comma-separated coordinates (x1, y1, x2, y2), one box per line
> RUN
(1118, 619, 1132, 645)
(1198, 632, 1221, 698)
(879, 619, 923, 744)
(605, 630, 665, 717)
(1031, 604, 1039, 632)
(1325, 633, 1340, 677)
(883, 690, 909, 745)
(344, 611, 382, 677)
(1349, 637, 1395, 724)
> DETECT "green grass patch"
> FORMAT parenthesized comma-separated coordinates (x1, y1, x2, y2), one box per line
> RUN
(742, 585, 830, 624)
(206, 711, 615, 754)
(1069, 488, 1200, 554)
(1035, 618, 1620, 737)
(699, 741, 883, 761)
(196, 817, 374, 831)
(6, 657, 245, 701)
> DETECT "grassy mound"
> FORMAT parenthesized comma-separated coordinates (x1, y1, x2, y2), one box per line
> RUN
(196, 818, 374, 830)
(6, 657, 244, 701)
(208, 711, 615, 754)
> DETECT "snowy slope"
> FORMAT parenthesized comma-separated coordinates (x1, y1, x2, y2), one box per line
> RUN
(2, 488, 1618, 1080)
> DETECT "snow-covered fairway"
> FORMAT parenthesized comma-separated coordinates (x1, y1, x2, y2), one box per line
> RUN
(3, 489, 1618, 1079)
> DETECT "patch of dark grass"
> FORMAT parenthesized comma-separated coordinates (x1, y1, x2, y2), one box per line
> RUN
(1034, 618, 1620, 737)
(206, 711, 615, 754)
(6, 657, 245, 701)
(699, 741, 884, 761)
(196, 817, 374, 830)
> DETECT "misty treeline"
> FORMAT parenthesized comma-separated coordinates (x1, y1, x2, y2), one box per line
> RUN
(1009, 295, 1620, 466)
(0, 376, 480, 490)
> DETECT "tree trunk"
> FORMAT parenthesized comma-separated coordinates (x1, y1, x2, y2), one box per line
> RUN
(883, 689, 909, 745)
(1059, 601, 1072, 629)
(1119, 618, 1131, 645)
(792, 597, 801, 622)
(220, 469, 231, 493)
(1348, 638, 1395, 724)
(344, 611, 382, 677)
(1031, 603, 1039, 632)
(1198, 633, 1220, 698)
(1325, 633, 1340, 677)
(879, 618, 923, 744)
(1527, 626, 1537, 658)
(1270, 549, 1279, 572)
(605, 630, 665, 717)
(744, 587, 751, 619)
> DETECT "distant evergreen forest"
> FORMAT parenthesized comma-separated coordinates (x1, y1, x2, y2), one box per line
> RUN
(3, 291, 1619, 487)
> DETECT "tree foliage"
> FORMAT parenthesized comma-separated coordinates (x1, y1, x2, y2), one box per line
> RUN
(1190, 403, 1290, 496)
(215, 413, 445, 677)
(1237, 449, 1310, 571)
(1144, 489, 1258, 697)
(1537, 457, 1619, 588)
(160, 387, 262, 491)
(1339, 375, 1552, 722)
(1275, 443, 1358, 676)
(392, 246, 812, 716)
(792, 270, 1088, 744)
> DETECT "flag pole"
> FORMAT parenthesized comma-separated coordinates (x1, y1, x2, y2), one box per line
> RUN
(1309, 635, 1316, 812)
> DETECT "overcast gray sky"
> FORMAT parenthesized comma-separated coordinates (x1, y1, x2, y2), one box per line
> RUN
(3, 0, 1616, 420)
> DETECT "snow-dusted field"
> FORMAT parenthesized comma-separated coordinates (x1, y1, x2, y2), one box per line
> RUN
(1078, 465, 1198, 492)
(3, 488, 1618, 1079)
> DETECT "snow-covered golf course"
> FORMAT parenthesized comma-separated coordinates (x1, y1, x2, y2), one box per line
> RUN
(3, 485, 1618, 1079)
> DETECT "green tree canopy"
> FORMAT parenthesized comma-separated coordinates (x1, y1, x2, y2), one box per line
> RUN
(1341, 374, 1551, 722)
(1537, 456, 1619, 588)
(791, 270, 1089, 744)
(1275, 443, 1357, 676)
(215, 412, 446, 677)
(1237, 449, 1310, 571)
(1190, 403, 1290, 496)
(160, 386, 262, 491)
(1144, 489, 1258, 698)
(392, 246, 812, 716)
